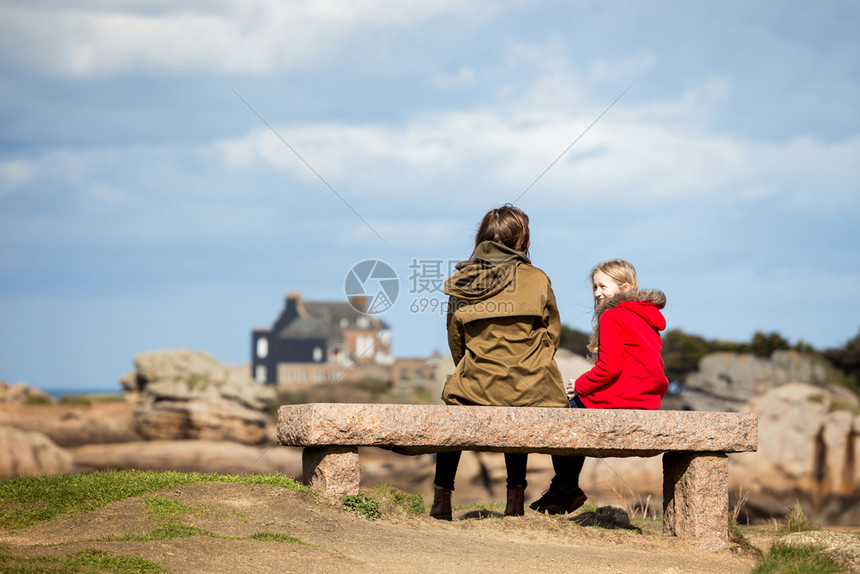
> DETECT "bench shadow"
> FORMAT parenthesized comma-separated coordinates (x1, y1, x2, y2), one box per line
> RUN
(569, 511, 643, 533)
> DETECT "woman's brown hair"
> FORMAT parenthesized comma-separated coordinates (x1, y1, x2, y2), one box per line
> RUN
(474, 203, 530, 255)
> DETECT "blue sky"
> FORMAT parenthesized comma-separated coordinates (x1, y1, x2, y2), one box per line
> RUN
(1, 1, 858, 393)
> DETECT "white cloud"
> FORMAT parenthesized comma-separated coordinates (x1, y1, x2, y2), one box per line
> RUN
(0, 0, 487, 77)
(209, 79, 860, 214)
(0, 159, 35, 191)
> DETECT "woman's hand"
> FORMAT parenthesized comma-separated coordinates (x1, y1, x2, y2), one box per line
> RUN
(566, 379, 577, 398)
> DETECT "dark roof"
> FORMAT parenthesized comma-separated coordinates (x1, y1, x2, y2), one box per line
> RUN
(276, 301, 388, 340)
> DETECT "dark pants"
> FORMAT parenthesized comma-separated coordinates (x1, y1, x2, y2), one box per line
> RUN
(434, 448, 584, 493)
(434, 451, 529, 491)
(549, 394, 587, 495)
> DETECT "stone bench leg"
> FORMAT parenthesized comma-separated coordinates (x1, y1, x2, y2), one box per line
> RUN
(662, 452, 728, 551)
(302, 446, 360, 495)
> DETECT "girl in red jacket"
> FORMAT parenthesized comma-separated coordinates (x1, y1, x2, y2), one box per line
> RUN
(530, 259, 668, 514)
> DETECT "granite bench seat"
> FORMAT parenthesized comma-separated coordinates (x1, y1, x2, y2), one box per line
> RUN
(278, 403, 758, 551)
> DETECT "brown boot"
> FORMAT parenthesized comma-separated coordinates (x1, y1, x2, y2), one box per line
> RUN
(429, 485, 452, 521)
(504, 485, 525, 517)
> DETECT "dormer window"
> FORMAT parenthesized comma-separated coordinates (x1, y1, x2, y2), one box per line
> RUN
(256, 337, 268, 359)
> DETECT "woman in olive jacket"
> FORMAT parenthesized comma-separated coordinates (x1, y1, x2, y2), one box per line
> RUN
(430, 203, 572, 520)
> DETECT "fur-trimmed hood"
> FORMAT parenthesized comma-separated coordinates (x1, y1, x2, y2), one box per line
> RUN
(598, 289, 667, 331)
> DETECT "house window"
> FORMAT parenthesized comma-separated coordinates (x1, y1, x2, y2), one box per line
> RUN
(256, 337, 268, 359)
(255, 364, 266, 383)
(357, 316, 370, 329)
(356, 335, 374, 357)
(313, 347, 323, 362)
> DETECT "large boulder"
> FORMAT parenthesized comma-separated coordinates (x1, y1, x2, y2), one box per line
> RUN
(0, 401, 142, 447)
(122, 349, 275, 445)
(0, 381, 53, 404)
(0, 426, 74, 479)
(730, 382, 860, 525)
(680, 350, 838, 412)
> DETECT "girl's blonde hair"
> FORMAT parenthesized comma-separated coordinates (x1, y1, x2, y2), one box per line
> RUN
(587, 259, 639, 354)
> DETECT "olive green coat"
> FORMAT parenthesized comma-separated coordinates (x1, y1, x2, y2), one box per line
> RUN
(441, 241, 568, 408)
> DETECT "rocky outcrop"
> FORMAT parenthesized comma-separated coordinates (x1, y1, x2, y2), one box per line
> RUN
(730, 382, 860, 525)
(70, 440, 301, 476)
(122, 349, 275, 444)
(0, 426, 73, 479)
(679, 350, 838, 412)
(0, 401, 142, 447)
(0, 381, 53, 404)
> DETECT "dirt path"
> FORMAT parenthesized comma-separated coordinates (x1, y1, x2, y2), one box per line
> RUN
(1, 482, 761, 573)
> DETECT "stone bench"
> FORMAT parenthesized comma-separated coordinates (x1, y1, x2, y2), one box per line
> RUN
(278, 403, 758, 551)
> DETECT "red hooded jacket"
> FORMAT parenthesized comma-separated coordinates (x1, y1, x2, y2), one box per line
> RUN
(574, 290, 668, 410)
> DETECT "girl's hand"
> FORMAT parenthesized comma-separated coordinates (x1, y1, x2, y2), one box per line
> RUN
(566, 379, 576, 398)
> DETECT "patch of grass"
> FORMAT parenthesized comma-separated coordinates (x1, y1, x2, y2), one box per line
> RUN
(453, 501, 504, 512)
(58, 393, 124, 406)
(342, 493, 381, 521)
(728, 523, 763, 557)
(249, 532, 311, 545)
(785, 501, 811, 533)
(115, 523, 217, 542)
(366, 484, 427, 515)
(751, 542, 844, 574)
(23, 394, 54, 406)
(829, 397, 860, 415)
(0, 470, 308, 533)
(0, 547, 169, 573)
(807, 394, 826, 404)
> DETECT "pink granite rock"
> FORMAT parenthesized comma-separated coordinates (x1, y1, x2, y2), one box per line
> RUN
(278, 403, 757, 456)
(663, 452, 729, 551)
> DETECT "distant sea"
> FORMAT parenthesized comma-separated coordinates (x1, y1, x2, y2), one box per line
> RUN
(41, 387, 124, 399)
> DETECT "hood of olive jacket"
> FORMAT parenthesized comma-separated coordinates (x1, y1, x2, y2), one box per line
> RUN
(444, 241, 530, 301)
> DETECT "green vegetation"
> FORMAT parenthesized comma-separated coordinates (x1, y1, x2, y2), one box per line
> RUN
(783, 501, 811, 533)
(658, 327, 860, 396)
(23, 394, 54, 406)
(823, 330, 860, 394)
(0, 547, 169, 573)
(340, 485, 428, 521)
(559, 325, 590, 356)
(113, 522, 215, 542)
(751, 542, 844, 574)
(0, 470, 314, 572)
(366, 484, 427, 515)
(0, 469, 306, 533)
(342, 492, 381, 521)
(249, 532, 308, 544)
(58, 393, 125, 406)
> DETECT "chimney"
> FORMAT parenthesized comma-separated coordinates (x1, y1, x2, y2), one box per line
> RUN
(285, 292, 309, 318)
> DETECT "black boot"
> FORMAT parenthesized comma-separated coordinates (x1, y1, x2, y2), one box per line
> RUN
(429, 485, 453, 521)
(504, 485, 525, 517)
(529, 487, 587, 515)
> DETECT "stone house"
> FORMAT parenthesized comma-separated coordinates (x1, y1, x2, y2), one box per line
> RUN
(251, 292, 392, 388)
